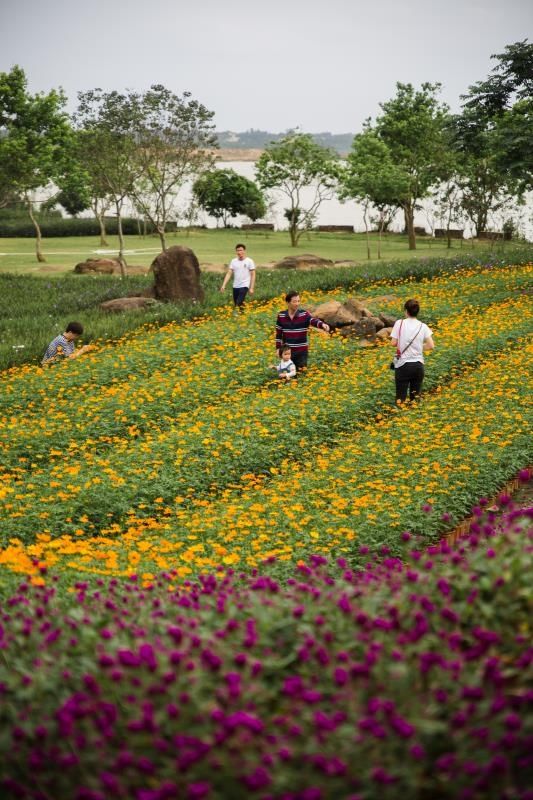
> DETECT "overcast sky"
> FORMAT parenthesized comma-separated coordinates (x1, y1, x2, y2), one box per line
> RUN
(1, 0, 531, 133)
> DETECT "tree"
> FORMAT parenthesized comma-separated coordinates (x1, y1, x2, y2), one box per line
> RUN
(76, 89, 144, 274)
(255, 133, 338, 246)
(73, 129, 111, 245)
(375, 83, 453, 249)
(192, 169, 266, 227)
(56, 171, 92, 217)
(129, 85, 217, 250)
(339, 129, 407, 258)
(0, 66, 77, 262)
(491, 98, 533, 193)
(450, 110, 512, 237)
(457, 40, 533, 221)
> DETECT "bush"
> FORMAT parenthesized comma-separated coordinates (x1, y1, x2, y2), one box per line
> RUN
(0, 217, 177, 237)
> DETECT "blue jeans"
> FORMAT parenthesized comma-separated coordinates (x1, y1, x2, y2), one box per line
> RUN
(233, 287, 249, 307)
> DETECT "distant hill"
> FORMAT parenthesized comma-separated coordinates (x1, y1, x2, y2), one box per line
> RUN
(216, 130, 354, 155)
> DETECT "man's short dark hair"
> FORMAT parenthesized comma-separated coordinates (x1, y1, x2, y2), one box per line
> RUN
(235, 243, 246, 250)
(404, 299, 419, 317)
(65, 321, 83, 335)
(285, 290, 299, 303)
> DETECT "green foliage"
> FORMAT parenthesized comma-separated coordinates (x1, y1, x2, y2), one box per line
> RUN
(193, 169, 266, 226)
(0, 65, 78, 260)
(455, 40, 533, 220)
(0, 216, 160, 237)
(128, 85, 217, 248)
(255, 133, 338, 246)
(373, 83, 453, 248)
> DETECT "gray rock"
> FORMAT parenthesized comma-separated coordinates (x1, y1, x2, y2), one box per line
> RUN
(151, 246, 204, 302)
(274, 254, 334, 270)
(74, 258, 119, 274)
(99, 297, 158, 313)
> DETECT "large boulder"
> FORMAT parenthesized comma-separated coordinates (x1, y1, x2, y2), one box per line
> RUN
(151, 246, 204, 302)
(338, 318, 377, 340)
(376, 327, 393, 340)
(100, 297, 158, 313)
(344, 297, 371, 318)
(274, 254, 334, 270)
(378, 312, 398, 328)
(308, 300, 357, 327)
(74, 258, 119, 274)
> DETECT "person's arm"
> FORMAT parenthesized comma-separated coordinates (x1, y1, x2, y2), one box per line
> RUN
(220, 266, 232, 292)
(249, 265, 256, 294)
(286, 361, 297, 379)
(68, 345, 91, 359)
(275, 316, 283, 352)
(309, 313, 330, 334)
(423, 335, 435, 351)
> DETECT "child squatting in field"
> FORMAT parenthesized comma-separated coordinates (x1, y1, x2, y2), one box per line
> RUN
(41, 321, 92, 366)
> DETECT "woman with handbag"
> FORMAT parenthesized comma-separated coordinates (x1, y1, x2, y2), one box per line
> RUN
(390, 299, 435, 402)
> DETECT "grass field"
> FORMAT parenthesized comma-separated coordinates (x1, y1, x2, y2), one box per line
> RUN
(0, 228, 514, 274)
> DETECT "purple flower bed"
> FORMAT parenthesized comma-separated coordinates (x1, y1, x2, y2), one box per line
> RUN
(0, 504, 532, 800)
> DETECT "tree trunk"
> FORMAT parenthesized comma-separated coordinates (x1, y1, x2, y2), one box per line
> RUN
(158, 227, 167, 251)
(98, 212, 108, 247)
(27, 198, 46, 263)
(290, 222, 298, 247)
(475, 208, 488, 239)
(363, 203, 371, 260)
(116, 201, 127, 277)
(403, 205, 416, 250)
(377, 211, 384, 260)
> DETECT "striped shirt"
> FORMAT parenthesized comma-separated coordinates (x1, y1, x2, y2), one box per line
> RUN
(42, 334, 74, 365)
(275, 308, 327, 354)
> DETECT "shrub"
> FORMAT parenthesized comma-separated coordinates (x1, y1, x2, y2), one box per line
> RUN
(0, 217, 177, 237)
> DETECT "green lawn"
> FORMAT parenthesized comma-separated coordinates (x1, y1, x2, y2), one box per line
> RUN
(0, 228, 501, 274)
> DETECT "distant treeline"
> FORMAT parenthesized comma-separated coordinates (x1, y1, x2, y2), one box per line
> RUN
(216, 130, 354, 154)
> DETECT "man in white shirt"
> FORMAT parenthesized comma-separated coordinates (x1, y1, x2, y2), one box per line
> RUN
(390, 299, 435, 402)
(220, 243, 256, 312)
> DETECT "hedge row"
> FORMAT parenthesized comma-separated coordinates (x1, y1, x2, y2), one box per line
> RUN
(0, 217, 176, 238)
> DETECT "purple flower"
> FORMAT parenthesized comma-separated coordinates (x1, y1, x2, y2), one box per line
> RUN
(243, 767, 271, 791)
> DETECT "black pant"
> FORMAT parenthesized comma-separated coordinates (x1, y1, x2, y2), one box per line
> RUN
(291, 350, 308, 371)
(395, 361, 424, 402)
(233, 287, 249, 307)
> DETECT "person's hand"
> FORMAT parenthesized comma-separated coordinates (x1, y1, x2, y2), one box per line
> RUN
(79, 344, 92, 354)
(322, 322, 330, 333)
(219, 286, 225, 293)
(249, 287, 254, 295)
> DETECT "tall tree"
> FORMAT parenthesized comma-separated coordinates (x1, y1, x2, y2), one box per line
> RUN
(0, 66, 76, 262)
(76, 90, 143, 274)
(455, 40, 533, 230)
(193, 169, 266, 227)
(129, 85, 217, 250)
(339, 128, 407, 258)
(375, 83, 452, 249)
(450, 109, 511, 237)
(255, 133, 338, 246)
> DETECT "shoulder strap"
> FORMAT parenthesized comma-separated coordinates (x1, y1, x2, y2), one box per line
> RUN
(399, 323, 423, 355)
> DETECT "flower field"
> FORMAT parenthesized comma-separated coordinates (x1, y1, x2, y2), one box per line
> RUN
(0, 262, 531, 579)
(0, 258, 532, 799)
(0, 506, 531, 799)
